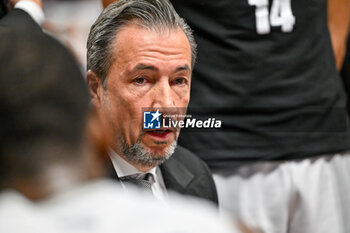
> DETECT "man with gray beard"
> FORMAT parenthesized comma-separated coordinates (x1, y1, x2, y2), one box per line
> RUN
(86, 0, 218, 204)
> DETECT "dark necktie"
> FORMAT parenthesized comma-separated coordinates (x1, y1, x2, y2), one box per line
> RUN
(120, 173, 154, 193)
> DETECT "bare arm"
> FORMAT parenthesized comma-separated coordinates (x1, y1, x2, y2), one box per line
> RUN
(328, 0, 350, 70)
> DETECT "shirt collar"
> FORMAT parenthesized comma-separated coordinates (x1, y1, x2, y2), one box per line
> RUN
(109, 149, 157, 179)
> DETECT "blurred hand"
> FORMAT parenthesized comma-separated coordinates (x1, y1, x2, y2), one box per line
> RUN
(8, 0, 42, 9)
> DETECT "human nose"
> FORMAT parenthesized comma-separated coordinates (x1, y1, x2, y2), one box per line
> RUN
(151, 79, 176, 110)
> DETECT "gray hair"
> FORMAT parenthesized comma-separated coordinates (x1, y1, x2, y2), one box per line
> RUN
(87, 0, 197, 87)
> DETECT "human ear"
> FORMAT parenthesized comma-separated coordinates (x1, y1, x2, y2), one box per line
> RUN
(86, 70, 103, 108)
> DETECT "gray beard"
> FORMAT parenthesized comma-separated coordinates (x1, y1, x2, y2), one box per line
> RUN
(119, 136, 177, 168)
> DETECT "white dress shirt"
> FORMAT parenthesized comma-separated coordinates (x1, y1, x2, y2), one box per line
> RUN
(109, 149, 168, 202)
(15, 0, 45, 26)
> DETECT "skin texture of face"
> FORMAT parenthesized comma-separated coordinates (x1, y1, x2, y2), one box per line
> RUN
(88, 23, 192, 172)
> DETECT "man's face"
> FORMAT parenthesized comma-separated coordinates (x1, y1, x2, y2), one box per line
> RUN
(94, 23, 192, 169)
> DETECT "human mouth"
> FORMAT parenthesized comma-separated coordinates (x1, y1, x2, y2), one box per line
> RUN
(145, 129, 173, 140)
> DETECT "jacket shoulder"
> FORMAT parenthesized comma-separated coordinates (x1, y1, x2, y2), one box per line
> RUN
(0, 9, 41, 34)
(162, 145, 219, 205)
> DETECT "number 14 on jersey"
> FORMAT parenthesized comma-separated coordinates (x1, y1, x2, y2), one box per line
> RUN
(248, 0, 295, 34)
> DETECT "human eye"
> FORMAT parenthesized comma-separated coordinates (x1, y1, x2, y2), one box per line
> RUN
(133, 76, 147, 85)
(172, 77, 187, 86)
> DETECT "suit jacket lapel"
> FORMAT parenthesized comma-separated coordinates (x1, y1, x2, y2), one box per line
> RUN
(107, 156, 119, 181)
(160, 155, 194, 192)
(106, 151, 195, 192)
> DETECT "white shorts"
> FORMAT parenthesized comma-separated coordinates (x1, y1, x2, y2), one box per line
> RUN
(213, 152, 350, 233)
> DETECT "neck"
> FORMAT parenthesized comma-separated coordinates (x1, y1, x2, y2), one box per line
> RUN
(117, 153, 157, 173)
(132, 163, 156, 173)
(124, 155, 157, 172)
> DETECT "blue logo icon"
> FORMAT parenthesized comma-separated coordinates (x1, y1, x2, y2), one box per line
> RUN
(143, 110, 161, 129)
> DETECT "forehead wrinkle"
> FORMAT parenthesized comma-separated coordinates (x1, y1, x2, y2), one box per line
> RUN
(113, 22, 183, 54)
(114, 40, 190, 72)
(127, 64, 158, 75)
(111, 24, 191, 77)
(124, 50, 190, 75)
(117, 25, 189, 54)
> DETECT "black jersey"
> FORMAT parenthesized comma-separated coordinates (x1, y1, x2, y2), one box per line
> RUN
(172, 0, 350, 171)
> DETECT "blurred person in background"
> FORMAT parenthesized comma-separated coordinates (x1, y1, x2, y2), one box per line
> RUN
(87, 0, 219, 205)
(0, 1, 238, 233)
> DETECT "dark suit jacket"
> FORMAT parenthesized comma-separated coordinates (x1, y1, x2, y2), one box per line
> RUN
(108, 146, 218, 205)
(0, 8, 42, 35)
